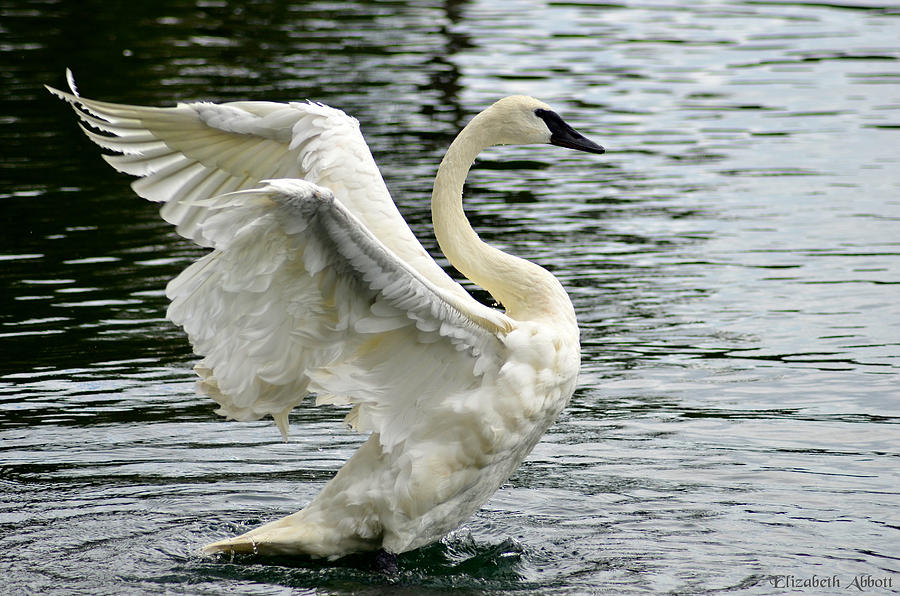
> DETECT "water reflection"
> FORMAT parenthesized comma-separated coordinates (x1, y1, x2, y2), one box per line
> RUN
(2, 0, 899, 592)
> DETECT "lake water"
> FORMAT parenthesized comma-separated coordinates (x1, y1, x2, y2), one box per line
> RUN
(1, 0, 898, 593)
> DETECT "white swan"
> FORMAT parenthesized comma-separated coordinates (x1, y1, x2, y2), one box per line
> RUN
(47, 75, 604, 559)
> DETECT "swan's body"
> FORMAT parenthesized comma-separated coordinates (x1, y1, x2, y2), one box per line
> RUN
(48, 76, 604, 558)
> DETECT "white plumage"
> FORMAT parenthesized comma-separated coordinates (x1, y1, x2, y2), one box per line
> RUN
(48, 74, 604, 558)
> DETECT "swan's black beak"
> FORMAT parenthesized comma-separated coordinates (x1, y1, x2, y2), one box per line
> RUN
(535, 108, 605, 154)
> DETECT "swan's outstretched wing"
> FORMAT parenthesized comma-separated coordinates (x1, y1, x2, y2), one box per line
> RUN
(165, 178, 514, 447)
(45, 77, 466, 298)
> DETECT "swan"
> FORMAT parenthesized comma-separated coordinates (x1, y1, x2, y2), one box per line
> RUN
(47, 73, 604, 560)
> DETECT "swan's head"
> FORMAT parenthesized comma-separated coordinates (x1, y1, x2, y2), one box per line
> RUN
(479, 95, 605, 154)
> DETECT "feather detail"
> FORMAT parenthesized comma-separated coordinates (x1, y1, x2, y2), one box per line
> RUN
(162, 178, 511, 451)
(46, 78, 470, 297)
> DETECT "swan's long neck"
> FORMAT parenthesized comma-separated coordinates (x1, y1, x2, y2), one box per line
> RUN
(431, 114, 575, 324)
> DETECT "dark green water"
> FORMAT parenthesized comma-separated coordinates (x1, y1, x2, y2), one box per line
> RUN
(2, 0, 899, 593)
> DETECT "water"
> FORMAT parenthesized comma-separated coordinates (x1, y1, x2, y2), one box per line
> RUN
(2, 0, 899, 593)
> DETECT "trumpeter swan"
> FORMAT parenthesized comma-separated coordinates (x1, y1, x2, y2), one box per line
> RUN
(47, 73, 604, 559)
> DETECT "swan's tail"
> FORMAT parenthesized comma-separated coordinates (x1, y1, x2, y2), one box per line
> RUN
(202, 508, 381, 559)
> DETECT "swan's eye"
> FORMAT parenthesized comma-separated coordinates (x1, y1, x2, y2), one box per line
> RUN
(534, 108, 562, 129)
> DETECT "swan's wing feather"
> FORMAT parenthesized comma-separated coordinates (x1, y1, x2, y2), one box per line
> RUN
(46, 84, 378, 244)
(166, 178, 513, 448)
(46, 78, 467, 300)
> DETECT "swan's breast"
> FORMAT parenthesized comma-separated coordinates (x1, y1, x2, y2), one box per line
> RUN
(494, 320, 580, 424)
(375, 320, 580, 552)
